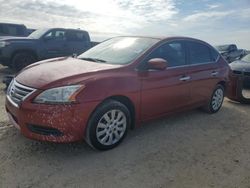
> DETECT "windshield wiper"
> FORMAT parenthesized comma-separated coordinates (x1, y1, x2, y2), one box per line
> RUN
(79, 57, 106, 63)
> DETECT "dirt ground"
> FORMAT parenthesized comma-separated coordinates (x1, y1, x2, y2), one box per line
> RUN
(1, 65, 250, 188)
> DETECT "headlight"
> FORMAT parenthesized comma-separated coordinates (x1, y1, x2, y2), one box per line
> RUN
(33, 85, 85, 104)
(0, 41, 10, 48)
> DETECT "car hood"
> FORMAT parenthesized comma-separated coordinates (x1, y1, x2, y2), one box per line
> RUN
(15, 57, 123, 89)
(0, 36, 35, 42)
(0, 36, 19, 39)
(230, 60, 250, 72)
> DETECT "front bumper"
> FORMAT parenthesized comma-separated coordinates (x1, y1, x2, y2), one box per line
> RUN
(5, 96, 99, 143)
(227, 72, 250, 104)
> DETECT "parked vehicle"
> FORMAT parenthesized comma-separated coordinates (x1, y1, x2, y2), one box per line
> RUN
(0, 23, 30, 37)
(0, 28, 93, 71)
(229, 54, 250, 88)
(26, 28, 36, 35)
(5, 36, 230, 150)
(215, 44, 246, 63)
(225, 54, 250, 104)
(227, 75, 250, 104)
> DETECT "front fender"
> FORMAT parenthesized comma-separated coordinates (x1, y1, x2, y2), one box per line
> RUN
(77, 73, 141, 103)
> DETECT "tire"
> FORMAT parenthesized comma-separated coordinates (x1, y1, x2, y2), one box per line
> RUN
(239, 80, 250, 104)
(203, 84, 225, 114)
(86, 99, 131, 150)
(12, 52, 36, 72)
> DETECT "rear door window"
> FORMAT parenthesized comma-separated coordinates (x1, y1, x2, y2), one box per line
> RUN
(188, 41, 213, 65)
(210, 47, 220, 61)
(66, 31, 87, 42)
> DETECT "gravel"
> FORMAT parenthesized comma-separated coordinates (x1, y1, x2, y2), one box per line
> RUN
(1, 65, 250, 188)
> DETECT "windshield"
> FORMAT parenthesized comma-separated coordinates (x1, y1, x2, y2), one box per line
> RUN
(242, 54, 250, 63)
(215, 45, 230, 51)
(28, 28, 49, 39)
(78, 37, 160, 65)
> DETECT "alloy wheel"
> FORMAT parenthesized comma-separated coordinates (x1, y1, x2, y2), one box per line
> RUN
(212, 88, 224, 111)
(96, 109, 127, 146)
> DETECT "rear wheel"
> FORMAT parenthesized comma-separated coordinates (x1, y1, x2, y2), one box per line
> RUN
(12, 52, 36, 71)
(86, 100, 131, 150)
(203, 84, 225, 113)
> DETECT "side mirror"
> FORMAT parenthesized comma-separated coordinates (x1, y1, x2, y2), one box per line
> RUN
(148, 58, 168, 70)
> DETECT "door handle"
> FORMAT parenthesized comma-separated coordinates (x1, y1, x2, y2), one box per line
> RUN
(179, 76, 191, 81)
(211, 71, 219, 77)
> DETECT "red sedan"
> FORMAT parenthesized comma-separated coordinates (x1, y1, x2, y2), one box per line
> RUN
(6, 36, 230, 150)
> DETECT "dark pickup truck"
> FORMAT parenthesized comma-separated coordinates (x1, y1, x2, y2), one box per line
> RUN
(0, 23, 30, 37)
(0, 28, 93, 70)
(215, 44, 247, 63)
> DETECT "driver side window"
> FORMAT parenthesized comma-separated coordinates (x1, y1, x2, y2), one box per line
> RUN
(146, 41, 186, 67)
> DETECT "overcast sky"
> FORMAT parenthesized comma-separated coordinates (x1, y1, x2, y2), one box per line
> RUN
(0, 0, 250, 49)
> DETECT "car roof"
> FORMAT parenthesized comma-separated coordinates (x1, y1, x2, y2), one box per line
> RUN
(116, 35, 211, 44)
(216, 44, 236, 47)
(161, 36, 207, 42)
(0, 22, 25, 27)
(45, 28, 88, 32)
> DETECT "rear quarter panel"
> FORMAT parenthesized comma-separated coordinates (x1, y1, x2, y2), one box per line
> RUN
(188, 56, 229, 106)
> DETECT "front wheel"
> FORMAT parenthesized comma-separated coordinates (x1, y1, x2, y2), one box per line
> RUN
(203, 85, 225, 114)
(85, 100, 131, 150)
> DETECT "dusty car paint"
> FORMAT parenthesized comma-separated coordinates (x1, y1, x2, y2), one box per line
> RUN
(5, 36, 230, 143)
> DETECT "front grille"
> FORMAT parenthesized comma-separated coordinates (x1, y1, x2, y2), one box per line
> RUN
(7, 79, 36, 107)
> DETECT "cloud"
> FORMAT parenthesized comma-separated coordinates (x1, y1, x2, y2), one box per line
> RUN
(0, 0, 249, 48)
(183, 11, 233, 22)
(207, 4, 221, 9)
(48, 0, 179, 22)
(236, 8, 250, 19)
(0, 0, 178, 38)
(197, 29, 250, 49)
(115, 0, 178, 21)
